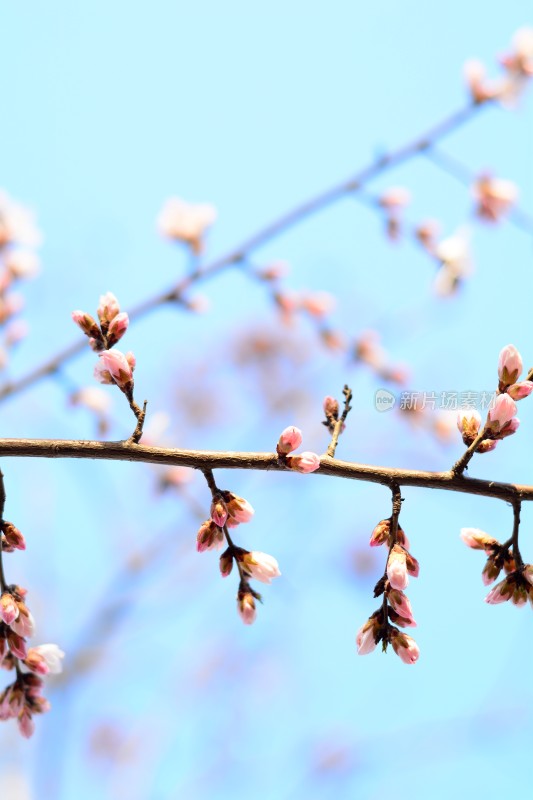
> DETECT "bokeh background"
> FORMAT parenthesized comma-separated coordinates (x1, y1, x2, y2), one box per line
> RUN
(0, 2, 532, 798)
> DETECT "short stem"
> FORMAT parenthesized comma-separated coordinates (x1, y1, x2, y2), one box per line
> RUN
(127, 399, 148, 444)
(326, 385, 353, 458)
(451, 429, 486, 475)
(511, 499, 524, 569)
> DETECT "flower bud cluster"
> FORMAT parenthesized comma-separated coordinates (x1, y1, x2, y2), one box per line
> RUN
(72, 293, 138, 401)
(378, 186, 411, 241)
(0, 190, 41, 370)
(356, 517, 420, 665)
(456, 345, 531, 456)
(0, 517, 64, 737)
(464, 27, 533, 106)
(276, 426, 321, 473)
(460, 527, 533, 608)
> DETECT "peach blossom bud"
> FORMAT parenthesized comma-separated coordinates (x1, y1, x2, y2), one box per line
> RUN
(287, 451, 321, 473)
(474, 176, 517, 223)
(185, 294, 210, 314)
(93, 361, 113, 385)
(237, 590, 257, 625)
(24, 644, 64, 675)
(257, 260, 290, 281)
(125, 351, 136, 372)
(370, 518, 390, 547)
(396, 526, 410, 550)
(356, 617, 378, 655)
(523, 565, 533, 586)
(97, 350, 134, 392)
(97, 292, 120, 326)
(379, 187, 411, 209)
(464, 59, 496, 103)
(17, 709, 35, 739)
(7, 630, 27, 659)
(507, 381, 533, 401)
(276, 426, 303, 456)
(457, 409, 481, 444)
(388, 590, 416, 625)
(210, 495, 228, 527)
(219, 548, 233, 578)
(0, 594, 19, 626)
(239, 551, 281, 584)
(11, 606, 35, 638)
(106, 312, 129, 348)
(196, 520, 224, 552)
(387, 546, 409, 590)
(390, 630, 420, 665)
(1, 521, 25, 550)
(415, 219, 440, 252)
(498, 345, 523, 387)
(71, 310, 102, 340)
(323, 396, 339, 418)
(485, 578, 513, 604)
(157, 197, 217, 253)
(487, 393, 517, 432)
(225, 493, 255, 524)
(460, 528, 499, 551)
(482, 558, 501, 586)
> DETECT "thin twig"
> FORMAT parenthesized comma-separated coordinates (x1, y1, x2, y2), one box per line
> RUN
(511, 498, 523, 569)
(0, 470, 6, 591)
(0, 102, 485, 406)
(326, 385, 353, 458)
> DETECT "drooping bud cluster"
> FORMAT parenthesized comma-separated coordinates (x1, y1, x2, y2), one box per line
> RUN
(456, 345, 531, 458)
(0, 515, 64, 737)
(157, 197, 217, 254)
(356, 511, 420, 665)
(197, 475, 281, 626)
(276, 426, 321, 473)
(464, 27, 533, 106)
(0, 190, 41, 370)
(460, 527, 533, 608)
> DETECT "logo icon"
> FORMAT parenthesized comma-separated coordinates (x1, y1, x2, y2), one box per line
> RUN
(374, 388, 396, 412)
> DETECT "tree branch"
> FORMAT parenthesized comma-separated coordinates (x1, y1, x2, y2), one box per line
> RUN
(0, 437, 529, 503)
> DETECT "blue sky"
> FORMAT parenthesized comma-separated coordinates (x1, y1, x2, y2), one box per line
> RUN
(0, 2, 532, 799)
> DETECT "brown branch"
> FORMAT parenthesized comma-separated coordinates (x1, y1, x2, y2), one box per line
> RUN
(326, 385, 353, 458)
(0, 437, 530, 503)
(0, 101, 485, 406)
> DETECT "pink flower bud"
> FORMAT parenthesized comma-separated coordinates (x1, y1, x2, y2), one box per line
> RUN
(405, 551, 420, 578)
(498, 345, 523, 387)
(287, 451, 321, 473)
(196, 520, 225, 552)
(487, 394, 517, 432)
(301, 291, 335, 318)
(390, 630, 420, 665)
(239, 551, 281, 584)
(219, 548, 233, 578)
(125, 351, 136, 372)
(507, 381, 533, 401)
(1, 521, 25, 550)
(106, 312, 129, 348)
(387, 589, 416, 625)
(485, 578, 514, 604)
(24, 644, 65, 675)
(71, 310, 102, 340)
(482, 557, 501, 586)
(97, 350, 134, 392)
(323, 396, 339, 418)
(7, 630, 27, 659)
(370, 518, 390, 547)
(0, 593, 19, 626)
(497, 417, 520, 439)
(237, 591, 257, 625)
(11, 606, 35, 638)
(460, 527, 499, 551)
(387, 546, 409, 590)
(477, 439, 498, 454)
(97, 292, 120, 326)
(225, 493, 255, 524)
(210, 496, 228, 527)
(523, 565, 533, 586)
(356, 617, 378, 655)
(276, 426, 303, 456)
(457, 409, 481, 444)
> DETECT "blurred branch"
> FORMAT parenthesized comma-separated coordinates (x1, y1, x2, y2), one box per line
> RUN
(0, 436, 529, 502)
(0, 101, 486, 405)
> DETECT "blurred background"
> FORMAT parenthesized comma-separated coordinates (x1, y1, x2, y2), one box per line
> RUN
(0, 2, 532, 798)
